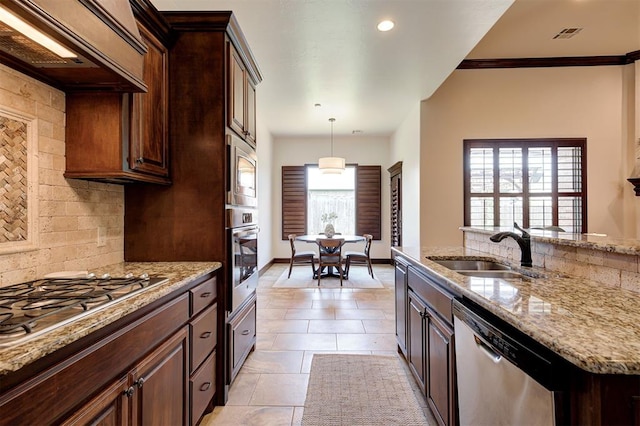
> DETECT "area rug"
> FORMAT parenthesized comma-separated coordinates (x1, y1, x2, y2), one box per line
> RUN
(273, 265, 383, 288)
(302, 354, 431, 425)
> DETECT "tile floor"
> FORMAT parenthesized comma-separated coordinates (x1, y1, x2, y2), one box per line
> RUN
(200, 262, 403, 425)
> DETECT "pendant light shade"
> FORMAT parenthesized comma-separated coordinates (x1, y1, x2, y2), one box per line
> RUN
(318, 118, 345, 174)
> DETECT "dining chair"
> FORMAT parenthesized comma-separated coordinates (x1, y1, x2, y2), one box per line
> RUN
(344, 234, 374, 279)
(315, 238, 346, 286)
(287, 234, 317, 278)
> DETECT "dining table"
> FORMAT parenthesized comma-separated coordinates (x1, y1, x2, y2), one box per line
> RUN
(295, 234, 365, 279)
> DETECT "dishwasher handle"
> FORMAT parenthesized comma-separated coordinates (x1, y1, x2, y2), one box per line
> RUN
(474, 335, 502, 363)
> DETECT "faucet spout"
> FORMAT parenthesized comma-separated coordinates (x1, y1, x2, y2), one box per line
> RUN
(490, 223, 532, 267)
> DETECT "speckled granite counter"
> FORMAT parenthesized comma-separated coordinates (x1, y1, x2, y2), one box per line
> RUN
(0, 261, 221, 376)
(393, 246, 640, 375)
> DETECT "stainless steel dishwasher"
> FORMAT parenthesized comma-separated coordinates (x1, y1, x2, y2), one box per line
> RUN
(453, 299, 568, 426)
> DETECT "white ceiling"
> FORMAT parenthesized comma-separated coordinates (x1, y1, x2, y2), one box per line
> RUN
(149, 0, 639, 138)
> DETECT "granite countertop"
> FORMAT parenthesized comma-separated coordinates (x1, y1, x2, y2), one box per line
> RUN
(0, 261, 221, 376)
(394, 246, 640, 375)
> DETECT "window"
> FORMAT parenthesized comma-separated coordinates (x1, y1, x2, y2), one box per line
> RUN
(282, 165, 381, 239)
(307, 166, 356, 234)
(464, 139, 586, 233)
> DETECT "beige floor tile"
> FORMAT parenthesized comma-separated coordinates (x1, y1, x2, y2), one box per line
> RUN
(256, 333, 277, 350)
(258, 319, 309, 333)
(242, 350, 304, 374)
(284, 308, 336, 320)
(271, 333, 337, 350)
(311, 299, 358, 309)
(362, 318, 395, 333)
(202, 406, 295, 425)
(249, 373, 310, 406)
(308, 319, 365, 333)
(256, 308, 288, 320)
(355, 299, 395, 310)
(301, 350, 371, 373)
(335, 308, 386, 320)
(263, 299, 314, 309)
(336, 333, 397, 351)
(226, 373, 260, 405)
(292, 407, 304, 426)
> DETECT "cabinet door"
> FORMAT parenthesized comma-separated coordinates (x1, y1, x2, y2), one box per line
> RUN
(395, 259, 408, 356)
(131, 327, 189, 426)
(228, 297, 257, 383)
(246, 79, 256, 144)
(426, 309, 455, 426)
(130, 24, 169, 178)
(228, 42, 246, 137)
(61, 376, 129, 426)
(407, 290, 426, 393)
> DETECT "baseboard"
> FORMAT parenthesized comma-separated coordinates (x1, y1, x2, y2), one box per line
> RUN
(259, 259, 275, 274)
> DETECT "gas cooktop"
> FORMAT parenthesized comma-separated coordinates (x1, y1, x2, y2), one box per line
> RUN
(0, 274, 168, 346)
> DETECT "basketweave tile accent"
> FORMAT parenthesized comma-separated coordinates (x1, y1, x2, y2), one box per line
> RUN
(0, 114, 28, 243)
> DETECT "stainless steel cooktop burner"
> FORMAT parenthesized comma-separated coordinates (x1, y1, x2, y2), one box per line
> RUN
(0, 274, 168, 346)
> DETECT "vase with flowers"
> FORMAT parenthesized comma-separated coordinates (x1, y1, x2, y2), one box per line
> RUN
(320, 212, 338, 237)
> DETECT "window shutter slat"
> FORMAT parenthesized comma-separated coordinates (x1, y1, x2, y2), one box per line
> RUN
(282, 166, 307, 239)
(356, 165, 381, 240)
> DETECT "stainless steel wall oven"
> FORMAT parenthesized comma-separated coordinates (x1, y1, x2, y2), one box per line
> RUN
(227, 208, 258, 313)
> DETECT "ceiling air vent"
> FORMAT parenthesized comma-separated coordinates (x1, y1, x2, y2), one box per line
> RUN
(553, 28, 582, 39)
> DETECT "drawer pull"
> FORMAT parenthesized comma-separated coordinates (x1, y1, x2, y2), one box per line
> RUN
(124, 386, 135, 397)
(200, 331, 212, 339)
(200, 382, 211, 392)
(241, 329, 250, 336)
(200, 292, 211, 298)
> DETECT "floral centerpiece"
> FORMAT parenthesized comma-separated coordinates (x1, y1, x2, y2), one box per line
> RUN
(321, 212, 338, 237)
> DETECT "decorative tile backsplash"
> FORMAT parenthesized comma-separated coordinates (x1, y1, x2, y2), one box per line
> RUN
(0, 64, 124, 286)
(0, 114, 28, 243)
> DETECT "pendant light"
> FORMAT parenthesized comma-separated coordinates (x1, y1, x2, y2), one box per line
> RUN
(318, 118, 345, 174)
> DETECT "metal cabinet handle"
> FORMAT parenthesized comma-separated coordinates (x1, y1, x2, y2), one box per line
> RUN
(200, 292, 211, 298)
(241, 329, 250, 335)
(135, 377, 145, 388)
(200, 331, 212, 339)
(199, 382, 211, 392)
(124, 386, 135, 397)
(136, 157, 144, 164)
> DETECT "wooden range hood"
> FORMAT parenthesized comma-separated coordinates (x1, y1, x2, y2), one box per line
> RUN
(0, 0, 147, 91)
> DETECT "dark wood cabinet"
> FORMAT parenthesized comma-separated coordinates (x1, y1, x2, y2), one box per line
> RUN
(129, 23, 169, 178)
(395, 257, 408, 356)
(228, 294, 257, 384)
(426, 307, 455, 426)
(396, 258, 457, 426)
(228, 42, 258, 144)
(130, 327, 189, 425)
(0, 272, 218, 426)
(408, 289, 427, 393)
(64, 6, 170, 185)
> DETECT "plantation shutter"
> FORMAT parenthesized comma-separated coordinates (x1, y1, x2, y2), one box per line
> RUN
(356, 165, 381, 240)
(282, 166, 307, 239)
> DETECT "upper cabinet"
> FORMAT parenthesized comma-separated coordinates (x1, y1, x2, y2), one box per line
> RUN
(228, 42, 258, 145)
(64, 3, 171, 185)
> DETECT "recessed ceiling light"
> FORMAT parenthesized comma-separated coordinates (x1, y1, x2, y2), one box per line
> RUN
(314, 103, 322, 107)
(352, 130, 363, 134)
(377, 20, 394, 32)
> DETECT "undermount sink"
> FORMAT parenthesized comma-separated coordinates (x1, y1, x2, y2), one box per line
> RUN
(456, 270, 524, 279)
(430, 259, 512, 271)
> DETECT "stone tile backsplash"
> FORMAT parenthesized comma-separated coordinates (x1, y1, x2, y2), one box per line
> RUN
(0, 64, 124, 286)
(463, 229, 640, 291)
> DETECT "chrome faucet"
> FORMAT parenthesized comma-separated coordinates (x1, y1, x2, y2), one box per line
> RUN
(490, 222, 532, 267)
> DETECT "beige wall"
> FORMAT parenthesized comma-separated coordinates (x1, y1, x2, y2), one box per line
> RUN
(390, 103, 421, 247)
(271, 135, 391, 260)
(0, 64, 124, 286)
(256, 118, 273, 270)
(421, 64, 635, 246)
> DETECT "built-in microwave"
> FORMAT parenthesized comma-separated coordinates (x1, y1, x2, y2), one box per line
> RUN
(227, 134, 257, 207)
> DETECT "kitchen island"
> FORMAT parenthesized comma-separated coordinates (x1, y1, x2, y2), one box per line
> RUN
(394, 228, 640, 425)
(0, 261, 221, 425)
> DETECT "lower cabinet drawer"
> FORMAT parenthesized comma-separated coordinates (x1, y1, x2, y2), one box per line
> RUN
(190, 350, 216, 426)
(230, 300, 256, 375)
(190, 303, 217, 373)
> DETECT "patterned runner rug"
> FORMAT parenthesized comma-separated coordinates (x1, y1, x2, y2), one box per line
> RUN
(302, 354, 432, 425)
(273, 266, 383, 288)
